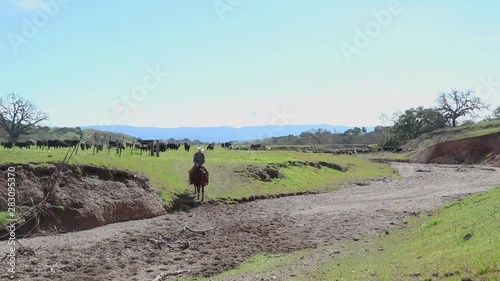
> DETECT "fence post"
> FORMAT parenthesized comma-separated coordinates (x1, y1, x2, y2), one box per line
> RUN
(93, 133, 96, 155)
(107, 136, 111, 155)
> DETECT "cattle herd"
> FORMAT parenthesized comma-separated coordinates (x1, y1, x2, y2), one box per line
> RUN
(0, 138, 236, 155)
(0, 139, 185, 153)
(0, 139, 81, 150)
(0, 139, 407, 155)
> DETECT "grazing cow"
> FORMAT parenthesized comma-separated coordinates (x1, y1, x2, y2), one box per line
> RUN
(250, 144, 262, 150)
(207, 143, 215, 150)
(15, 142, 31, 149)
(184, 142, 191, 152)
(64, 139, 79, 147)
(107, 140, 125, 155)
(47, 140, 60, 149)
(141, 140, 152, 151)
(125, 142, 134, 148)
(394, 148, 403, 153)
(36, 140, 47, 149)
(138, 140, 155, 152)
(166, 143, 180, 150)
(108, 140, 125, 149)
(221, 142, 232, 148)
(153, 142, 168, 152)
(1, 142, 13, 149)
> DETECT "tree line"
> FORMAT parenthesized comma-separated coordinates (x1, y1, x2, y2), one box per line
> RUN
(380, 89, 499, 147)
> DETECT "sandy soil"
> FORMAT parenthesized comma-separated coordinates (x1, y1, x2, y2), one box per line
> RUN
(1, 163, 499, 281)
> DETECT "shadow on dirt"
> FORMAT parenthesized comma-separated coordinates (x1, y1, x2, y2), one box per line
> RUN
(168, 191, 204, 213)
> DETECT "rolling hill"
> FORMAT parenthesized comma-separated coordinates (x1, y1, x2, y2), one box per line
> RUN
(79, 124, 374, 142)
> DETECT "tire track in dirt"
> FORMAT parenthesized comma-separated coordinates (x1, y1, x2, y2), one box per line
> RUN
(1, 163, 499, 281)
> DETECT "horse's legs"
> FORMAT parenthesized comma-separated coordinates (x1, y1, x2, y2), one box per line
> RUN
(201, 185, 204, 201)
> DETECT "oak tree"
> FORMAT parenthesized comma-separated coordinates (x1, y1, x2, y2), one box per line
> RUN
(0, 93, 49, 143)
(435, 89, 489, 127)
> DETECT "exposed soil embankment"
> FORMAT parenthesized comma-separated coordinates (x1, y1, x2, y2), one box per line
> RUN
(0, 163, 165, 236)
(414, 132, 500, 166)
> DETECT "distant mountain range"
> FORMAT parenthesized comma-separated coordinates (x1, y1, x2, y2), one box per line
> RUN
(79, 125, 374, 143)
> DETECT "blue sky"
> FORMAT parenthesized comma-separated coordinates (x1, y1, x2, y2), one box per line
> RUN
(1, 0, 499, 128)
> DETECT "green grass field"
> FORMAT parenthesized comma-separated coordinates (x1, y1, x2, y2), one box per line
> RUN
(0, 146, 396, 206)
(182, 187, 500, 281)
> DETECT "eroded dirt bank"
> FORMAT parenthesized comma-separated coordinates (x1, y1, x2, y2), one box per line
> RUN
(1, 163, 499, 281)
(0, 163, 165, 235)
(414, 131, 500, 166)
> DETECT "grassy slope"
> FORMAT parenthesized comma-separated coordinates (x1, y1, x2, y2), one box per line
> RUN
(365, 119, 500, 162)
(405, 119, 500, 151)
(184, 187, 500, 281)
(0, 147, 396, 206)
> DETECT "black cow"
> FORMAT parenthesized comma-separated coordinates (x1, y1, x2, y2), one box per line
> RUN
(221, 142, 232, 148)
(36, 140, 47, 149)
(250, 144, 262, 150)
(158, 142, 167, 152)
(184, 142, 191, 152)
(139, 140, 155, 151)
(15, 142, 31, 149)
(64, 139, 79, 147)
(108, 140, 125, 149)
(47, 140, 60, 149)
(79, 142, 92, 150)
(166, 143, 180, 150)
(1, 142, 13, 149)
(207, 143, 215, 150)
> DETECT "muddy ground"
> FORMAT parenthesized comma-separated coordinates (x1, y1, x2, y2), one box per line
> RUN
(1, 163, 499, 281)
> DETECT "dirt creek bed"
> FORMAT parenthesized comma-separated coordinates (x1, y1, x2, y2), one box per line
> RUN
(1, 163, 499, 280)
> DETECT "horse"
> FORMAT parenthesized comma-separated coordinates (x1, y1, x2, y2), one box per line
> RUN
(192, 166, 208, 201)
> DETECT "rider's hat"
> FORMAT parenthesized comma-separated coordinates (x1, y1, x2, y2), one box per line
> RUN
(197, 146, 204, 153)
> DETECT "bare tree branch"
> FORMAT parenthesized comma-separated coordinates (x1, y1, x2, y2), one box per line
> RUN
(435, 89, 489, 127)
